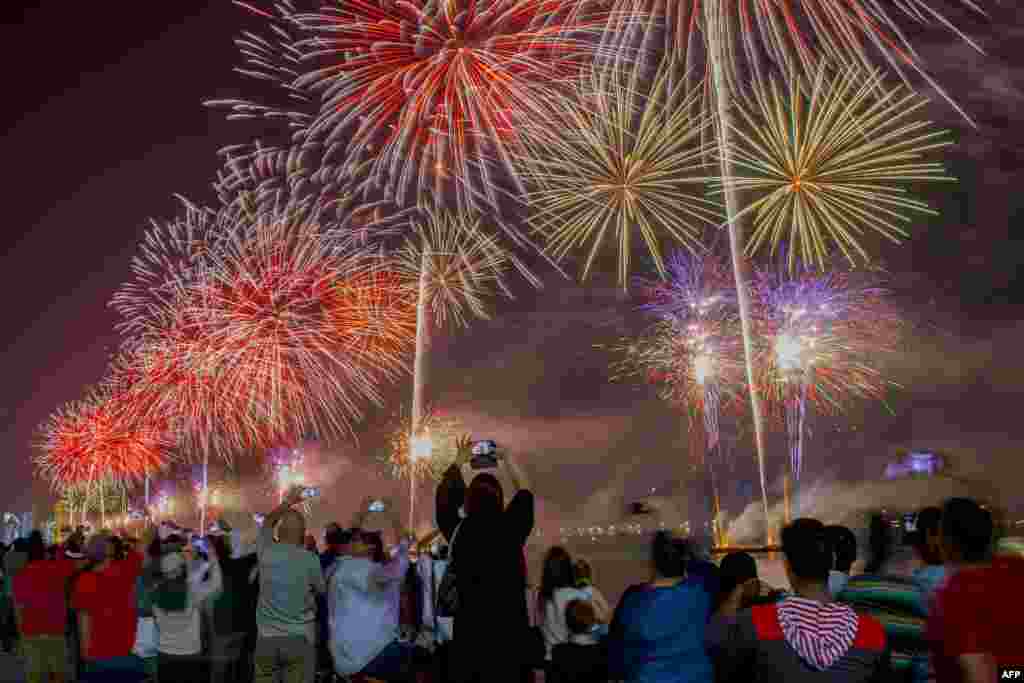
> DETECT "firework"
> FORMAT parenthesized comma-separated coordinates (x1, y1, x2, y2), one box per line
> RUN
(611, 251, 746, 450)
(516, 58, 722, 286)
(753, 258, 901, 416)
(35, 387, 174, 491)
(720, 66, 954, 270)
(382, 406, 463, 483)
(618, 0, 985, 122)
(113, 188, 414, 458)
(217, 0, 628, 216)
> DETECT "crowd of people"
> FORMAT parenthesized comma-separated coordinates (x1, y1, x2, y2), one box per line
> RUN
(0, 447, 1020, 683)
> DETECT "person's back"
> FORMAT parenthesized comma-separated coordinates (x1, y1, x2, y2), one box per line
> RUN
(608, 532, 712, 683)
(550, 600, 607, 683)
(926, 497, 1024, 683)
(709, 519, 888, 683)
(13, 533, 77, 683)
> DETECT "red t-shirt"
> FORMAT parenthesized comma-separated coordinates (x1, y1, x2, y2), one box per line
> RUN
(927, 556, 1024, 682)
(71, 552, 144, 661)
(12, 559, 78, 636)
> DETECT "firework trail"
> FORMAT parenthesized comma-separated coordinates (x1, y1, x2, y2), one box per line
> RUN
(515, 57, 722, 287)
(753, 254, 902, 513)
(720, 66, 955, 270)
(214, 0, 632, 217)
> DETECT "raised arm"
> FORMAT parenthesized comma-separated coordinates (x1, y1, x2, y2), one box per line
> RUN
(192, 540, 223, 606)
(258, 487, 304, 554)
(436, 462, 467, 543)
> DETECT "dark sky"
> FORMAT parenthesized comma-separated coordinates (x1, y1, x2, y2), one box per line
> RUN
(2, 1, 1023, 528)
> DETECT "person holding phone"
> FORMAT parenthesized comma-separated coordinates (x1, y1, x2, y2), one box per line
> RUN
(435, 436, 535, 683)
(328, 498, 416, 680)
(253, 486, 325, 683)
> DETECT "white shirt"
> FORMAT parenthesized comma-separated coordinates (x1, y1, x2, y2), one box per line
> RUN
(152, 556, 222, 656)
(328, 540, 410, 675)
(541, 586, 597, 660)
(417, 557, 454, 645)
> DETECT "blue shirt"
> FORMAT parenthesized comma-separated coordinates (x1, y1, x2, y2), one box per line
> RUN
(607, 581, 713, 683)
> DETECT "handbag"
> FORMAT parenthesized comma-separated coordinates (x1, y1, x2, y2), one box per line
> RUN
(436, 523, 461, 618)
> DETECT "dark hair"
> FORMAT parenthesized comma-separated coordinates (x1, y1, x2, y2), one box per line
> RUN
(326, 527, 351, 547)
(359, 531, 385, 563)
(109, 536, 126, 561)
(941, 497, 992, 562)
(467, 473, 504, 516)
(916, 507, 942, 541)
(824, 525, 857, 573)
(782, 518, 832, 582)
(565, 599, 597, 636)
(26, 531, 46, 563)
(652, 531, 687, 579)
(539, 547, 576, 611)
(716, 551, 758, 609)
(864, 514, 891, 575)
(12, 538, 28, 553)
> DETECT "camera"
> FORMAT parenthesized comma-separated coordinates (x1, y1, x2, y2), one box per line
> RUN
(368, 500, 386, 513)
(470, 440, 499, 469)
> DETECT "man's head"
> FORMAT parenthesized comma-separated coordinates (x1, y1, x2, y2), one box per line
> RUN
(85, 534, 112, 565)
(276, 509, 307, 547)
(824, 525, 858, 573)
(718, 551, 759, 606)
(912, 506, 943, 565)
(26, 531, 46, 563)
(466, 473, 504, 516)
(349, 530, 385, 562)
(325, 527, 352, 556)
(565, 599, 598, 636)
(782, 518, 832, 589)
(651, 531, 688, 579)
(940, 497, 992, 564)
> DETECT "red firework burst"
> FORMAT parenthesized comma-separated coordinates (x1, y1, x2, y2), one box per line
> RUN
(35, 386, 174, 491)
(223, 0, 627, 213)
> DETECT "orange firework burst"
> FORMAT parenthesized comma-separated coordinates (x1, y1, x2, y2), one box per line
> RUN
(35, 385, 174, 491)
(382, 406, 463, 483)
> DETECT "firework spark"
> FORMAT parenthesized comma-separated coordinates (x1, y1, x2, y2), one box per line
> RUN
(752, 256, 902, 417)
(112, 189, 414, 458)
(516, 59, 722, 286)
(719, 66, 955, 269)
(35, 387, 174, 491)
(611, 251, 746, 432)
(382, 406, 463, 483)
(618, 0, 986, 122)
(217, 0, 629, 217)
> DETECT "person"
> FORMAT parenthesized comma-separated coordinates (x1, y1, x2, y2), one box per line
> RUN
(926, 497, 1024, 683)
(304, 536, 318, 556)
(253, 487, 325, 683)
(712, 551, 783, 617)
(435, 437, 535, 683)
(838, 511, 929, 682)
(539, 547, 602, 663)
(70, 533, 148, 682)
(13, 530, 77, 683)
(207, 521, 258, 683)
(151, 534, 222, 682)
(319, 527, 351, 574)
(328, 500, 414, 680)
(910, 507, 946, 603)
(710, 519, 889, 683)
(417, 541, 454, 682)
(573, 558, 611, 623)
(825, 526, 858, 597)
(607, 531, 712, 683)
(549, 600, 608, 683)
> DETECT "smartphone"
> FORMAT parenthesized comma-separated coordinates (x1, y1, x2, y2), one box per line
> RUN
(470, 440, 499, 469)
(368, 500, 386, 513)
(301, 486, 320, 500)
(193, 537, 209, 554)
(253, 513, 266, 526)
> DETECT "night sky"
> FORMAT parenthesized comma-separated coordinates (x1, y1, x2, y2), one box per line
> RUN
(3, 2, 1024, 528)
